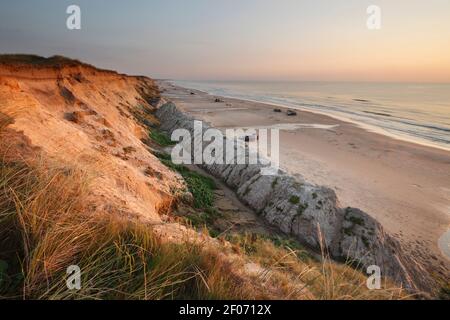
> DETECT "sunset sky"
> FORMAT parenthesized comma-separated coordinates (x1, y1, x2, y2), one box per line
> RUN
(1, 0, 449, 82)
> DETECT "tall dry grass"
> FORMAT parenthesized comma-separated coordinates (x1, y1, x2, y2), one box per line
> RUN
(0, 130, 253, 300)
(226, 233, 412, 300)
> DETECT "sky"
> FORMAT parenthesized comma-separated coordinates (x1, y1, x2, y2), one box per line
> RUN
(1, 0, 449, 82)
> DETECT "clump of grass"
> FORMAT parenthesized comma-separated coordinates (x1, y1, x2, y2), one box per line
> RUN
(184, 173, 216, 208)
(271, 178, 279, 189)
(361, 236, 370, 248)
(439, 283, 450, 300)
(155, 153, 216, 208)
(149, 129, 175, 147)
(227, 233, 311, 261)
(297, 203, 308, 216)
(343, 227, 353, 237)
(45, 217, 249, 300)
(347, 216, 365, 226)
(289, 195, 300, 205)
(185, 208, 222, 229)
(344, 208, 365, 225)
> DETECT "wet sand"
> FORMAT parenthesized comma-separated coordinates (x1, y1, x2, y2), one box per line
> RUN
(159, 81, 450, 281)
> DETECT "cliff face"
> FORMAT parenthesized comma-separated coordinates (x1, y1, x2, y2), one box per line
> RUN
(0, 55, 181, 224)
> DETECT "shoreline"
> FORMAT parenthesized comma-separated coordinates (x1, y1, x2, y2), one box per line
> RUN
(159, 80, 450, 282)
(169, 80, 450, 153)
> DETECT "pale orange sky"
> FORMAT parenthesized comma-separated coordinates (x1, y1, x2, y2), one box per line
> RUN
(1, 0, 449, 82)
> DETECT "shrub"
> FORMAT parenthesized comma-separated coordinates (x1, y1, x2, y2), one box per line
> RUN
(289, 195, 300, 205)
(155, 153, 216, 208)
(149, 129, 175, 147)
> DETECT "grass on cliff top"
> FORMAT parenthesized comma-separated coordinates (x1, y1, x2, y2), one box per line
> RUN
(0, 54, 91, 68)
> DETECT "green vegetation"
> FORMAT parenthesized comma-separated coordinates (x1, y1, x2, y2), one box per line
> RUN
(297, 203, 308, 216)
(0, 54, 90, 68)
(149, 129, 176, 147)
(361, 236, 370, 248)
(155, 152, 216, 208)
(185, 208, 222, 230)
(348, 216, 365, 226)
(289, 195, 300, 205)
(345, 214, 365, 226)
(439, 283, 450, 300)
(152, 149, 224, 238)
(271, 178, 279, 189)
(154, 152, 222, 236)
(343, 227, 354, 237)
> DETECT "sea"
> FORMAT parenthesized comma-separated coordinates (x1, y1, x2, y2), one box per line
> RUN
(173, 80, 450, 152)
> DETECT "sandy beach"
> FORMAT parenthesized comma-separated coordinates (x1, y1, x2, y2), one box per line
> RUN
(159, 81, 450, 281)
